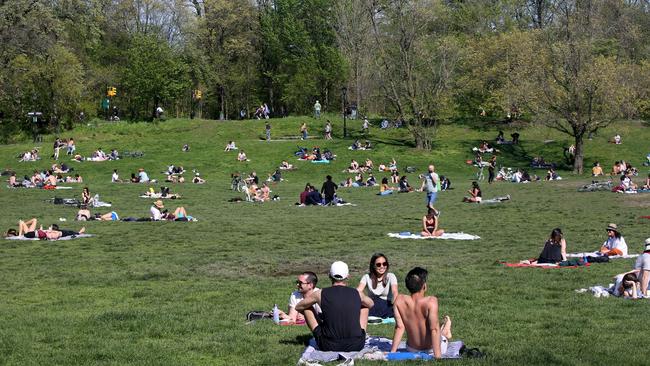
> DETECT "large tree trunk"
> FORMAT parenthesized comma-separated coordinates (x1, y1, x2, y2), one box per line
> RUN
(573, 134, 585, 174)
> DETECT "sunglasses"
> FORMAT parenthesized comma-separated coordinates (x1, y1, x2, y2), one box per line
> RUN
(296, 280, 310, 285)
(375, 262, 388, 268)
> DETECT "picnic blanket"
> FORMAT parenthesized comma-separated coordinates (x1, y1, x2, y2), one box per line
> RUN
(311, 160, 330, 164)
(298, 336, 463, 365)
(5, 234, 93, 241)
(567, 251, 639, 259)
(501, 260, 590, 269)
(387, 232, 480, 240)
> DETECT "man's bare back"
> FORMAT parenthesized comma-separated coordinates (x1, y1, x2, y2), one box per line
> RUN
(393, 293, 439, 351)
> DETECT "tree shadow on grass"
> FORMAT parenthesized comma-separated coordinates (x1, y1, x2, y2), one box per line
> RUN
(280, 334, 313, 346)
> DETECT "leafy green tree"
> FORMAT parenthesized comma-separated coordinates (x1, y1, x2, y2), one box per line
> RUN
(121, 34, 191, 120)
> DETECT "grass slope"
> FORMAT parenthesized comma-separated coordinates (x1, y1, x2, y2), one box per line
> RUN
(0, 117, 649, 365)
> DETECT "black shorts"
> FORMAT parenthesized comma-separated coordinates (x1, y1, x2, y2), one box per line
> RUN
(24, 231, 36, 238)
(313, 326, 365, 352)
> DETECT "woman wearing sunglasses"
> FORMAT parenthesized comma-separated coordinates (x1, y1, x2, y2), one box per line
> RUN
(357, 253, 399, 330)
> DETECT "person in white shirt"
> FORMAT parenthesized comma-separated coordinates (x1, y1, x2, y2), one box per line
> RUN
(357, 253, 398, 329)
(138, 168, 150, 183)
(111, 169, 122, 183)
(277, 272, 321, 324)
(599, 223, 628, 256)
(150, 200, 164, 220)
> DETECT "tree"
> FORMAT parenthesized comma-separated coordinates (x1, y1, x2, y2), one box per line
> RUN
(367, 0, 460, 149)
(516, 1, 638, 173)
(121, 34, 191, 120)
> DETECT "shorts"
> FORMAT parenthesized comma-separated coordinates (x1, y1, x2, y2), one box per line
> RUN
(313, 326, 365, 352)
(406, 336, 448, 355)
(426, 192, 438, 206)
(111, 212, 119, 221)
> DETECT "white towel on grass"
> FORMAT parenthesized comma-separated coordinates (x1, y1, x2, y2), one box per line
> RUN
(298, 336, 463, 365)
(567, 252, 639, 259)
(387, 232, 480, 240)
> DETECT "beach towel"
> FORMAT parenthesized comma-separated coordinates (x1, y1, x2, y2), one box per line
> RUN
(5, 234, 93, 241)
(55, 186, 73, 190)
(311, 160, 330, 164)
(501, 260, 590, 269)
(566, 252, 639, 259)
(298, 336, 463, 365)
(387, 232, 480, 240)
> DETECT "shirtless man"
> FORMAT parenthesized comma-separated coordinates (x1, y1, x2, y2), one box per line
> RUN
(390, 267, 453, 359)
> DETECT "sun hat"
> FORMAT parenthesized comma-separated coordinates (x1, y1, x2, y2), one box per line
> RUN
(154, 200, 164, 209)
(606, 223, 618, 232)
(330, 261, 349, 280)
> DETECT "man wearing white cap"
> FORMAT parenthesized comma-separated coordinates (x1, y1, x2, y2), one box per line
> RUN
(633, 238, 650, 296)
(296, 261, 374, 352)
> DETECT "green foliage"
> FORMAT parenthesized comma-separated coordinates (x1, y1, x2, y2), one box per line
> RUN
(121, 35, 191, 120)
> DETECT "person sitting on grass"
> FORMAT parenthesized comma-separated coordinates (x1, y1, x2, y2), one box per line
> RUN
(138, 168, 151, 183)
(224, 141, 237, 151)
(237, 150, 249, 162)
(279, 160, 294, 170)
(599, 224, 628, 256)
(7, 172, 19, 187)
(192, 173, 205, 184)
(380, 177, 395, 195)
(521, 228, 567, 265)
(462, 181, 482, 203)
(347, 159, 360, 173)
(305, 185, 322, 205)
(256, 182, 271, 202)
(296, 261, 374, 351)
(267, 169, 282, 183)
(398, 175, 413, 192)
(364, 158, 374, 171)
(592, 162, 604, 177)
(277, 272, 321, 325)
(298, 183, 311, 205)
(643, 173, 650, 190)
(421, 208, 443, 237)
(366, 173, 377, 187)
(390, 267, 454, 359)
(358, 253, 398, 329)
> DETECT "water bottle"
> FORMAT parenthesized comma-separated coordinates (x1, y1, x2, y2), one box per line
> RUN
(583, 255, 588, 264)
(272, 304, 280, 324)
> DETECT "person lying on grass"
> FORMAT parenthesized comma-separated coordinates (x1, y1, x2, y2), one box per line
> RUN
(48, 224, 85, 237)
(150, 200, 192, 221)
(421, 208, 444, 237)
(357, 253, 398, 330)
(462, 182, 482, 203)
(5, 218, 62, 240)
(520, 228, 567, 265)
(75, 206, 119, 221)
(276, 272, 321, 325)
(599, 223, 628, 256)
(279, 160, 294, 170)
(390, 267, 453, 359)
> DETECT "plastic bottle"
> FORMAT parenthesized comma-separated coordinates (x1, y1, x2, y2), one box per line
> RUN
(583, 255, 588, 264)
(272, 304, 279, 324)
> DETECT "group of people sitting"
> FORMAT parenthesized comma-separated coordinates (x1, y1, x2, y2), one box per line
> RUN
(348, 140, 372, 150)
(18, 149, 40, 162)
(297, 176, 343, 206)
(495, 131, 519, 145)
(6, 169, 81, 189)
(295, 146, 336, 161)
(276, 257, 455, 358)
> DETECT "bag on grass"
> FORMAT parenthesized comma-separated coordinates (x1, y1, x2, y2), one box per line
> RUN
(246, 311, 272, 322)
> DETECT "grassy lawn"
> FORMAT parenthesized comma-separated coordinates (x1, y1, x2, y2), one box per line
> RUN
(0, 116, 648, 365)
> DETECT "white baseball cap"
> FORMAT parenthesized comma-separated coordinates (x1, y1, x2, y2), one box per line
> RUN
(330, 261, 349, 280)
(644, 238, 650, 251)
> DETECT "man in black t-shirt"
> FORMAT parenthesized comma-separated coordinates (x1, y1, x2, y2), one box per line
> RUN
(321, 175, 337, 205)
(297, 261, 374, 352)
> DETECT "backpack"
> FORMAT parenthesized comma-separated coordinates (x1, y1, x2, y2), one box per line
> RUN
(246, 311, 272, 323)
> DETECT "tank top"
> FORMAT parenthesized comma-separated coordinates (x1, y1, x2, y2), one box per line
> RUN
(320, 286, 363, 340)
(538, 240, 562, 263)
(425, 217, 435, 229)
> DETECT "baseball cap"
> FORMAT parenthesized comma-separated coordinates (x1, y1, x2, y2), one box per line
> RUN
(330, 261, 349, 280)
(644, 238, 650, 251)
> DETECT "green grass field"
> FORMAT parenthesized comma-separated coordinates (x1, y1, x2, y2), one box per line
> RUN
(0, 116, 649, 365)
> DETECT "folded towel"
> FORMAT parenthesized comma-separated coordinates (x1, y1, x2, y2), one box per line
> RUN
(387, 232, 480, 240)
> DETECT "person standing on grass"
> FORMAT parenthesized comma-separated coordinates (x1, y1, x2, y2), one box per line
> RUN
(277, 272, 321, 324)
(419, 165, 440, 210)
(296, 261, 374, 352)
(390, 267, 453, 359)
(324, 120, 332, 140)
(488, 155, 496, 184)
(321, 175, 337, 205)
(314, 100, 321, 119)
(300, 122, 308, 140)
(265, 122, 271, 141)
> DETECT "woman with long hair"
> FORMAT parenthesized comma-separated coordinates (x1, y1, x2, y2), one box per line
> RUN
(357, 253, 398, 330)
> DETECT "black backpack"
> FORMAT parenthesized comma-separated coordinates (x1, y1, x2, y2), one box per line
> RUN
(246, 311, 272, 323)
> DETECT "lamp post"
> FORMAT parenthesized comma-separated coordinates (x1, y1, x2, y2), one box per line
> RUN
(341, 87, 348, 138)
